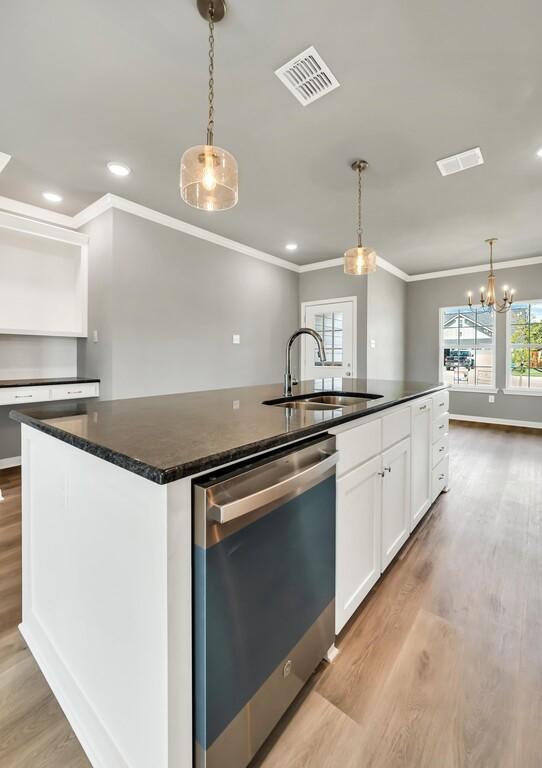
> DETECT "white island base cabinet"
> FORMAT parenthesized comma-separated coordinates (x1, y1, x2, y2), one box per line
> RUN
(332, 391, 449, 634)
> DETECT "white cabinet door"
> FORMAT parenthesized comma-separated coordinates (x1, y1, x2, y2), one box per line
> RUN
(336, 455, 382, 633)
(410, 399, 432, 531)
(381, 438, 411, 572)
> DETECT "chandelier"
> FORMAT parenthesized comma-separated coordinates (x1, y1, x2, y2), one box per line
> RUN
(467, 238, 515, 312)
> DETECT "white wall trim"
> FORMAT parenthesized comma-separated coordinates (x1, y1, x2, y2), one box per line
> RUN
(450, 414, 542, 429)
(298, 254, 409, 282)
(2, 192, 542, 280)
(0, 455, 21, 469)
(407, 254, 542, 282)
(0, 195, 74, 228)
(0, 209, 88, 246)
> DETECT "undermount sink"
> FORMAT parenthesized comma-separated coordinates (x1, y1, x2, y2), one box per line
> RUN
(263, 391, 383, 410)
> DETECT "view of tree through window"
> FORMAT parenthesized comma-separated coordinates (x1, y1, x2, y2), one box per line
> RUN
(440, 306, 495, 387)
(508, 301, 542, 390)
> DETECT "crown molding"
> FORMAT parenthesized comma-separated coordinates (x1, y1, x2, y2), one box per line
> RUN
(0, 209, 88, 246)
(407, 254, 542, 282)
(1, 193, 542, 281)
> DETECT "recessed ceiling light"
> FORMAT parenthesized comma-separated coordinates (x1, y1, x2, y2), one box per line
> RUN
(42, 191, 63, 203)
(537, 147, 542, 158)
(107, 161, 131, 177)
(285, 243, 298, 251)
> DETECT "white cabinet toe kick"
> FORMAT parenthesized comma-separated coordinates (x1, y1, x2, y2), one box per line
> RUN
(330, 389, 450, 634)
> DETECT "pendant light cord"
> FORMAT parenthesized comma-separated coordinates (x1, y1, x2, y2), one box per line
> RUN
(357, 164, 363, 248)
(207, 2, 215, 146)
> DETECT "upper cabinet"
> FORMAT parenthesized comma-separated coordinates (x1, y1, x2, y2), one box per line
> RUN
(0, 211, 88, 337)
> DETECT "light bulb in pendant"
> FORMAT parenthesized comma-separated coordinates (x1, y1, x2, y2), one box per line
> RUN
(202, 166, 217, 191)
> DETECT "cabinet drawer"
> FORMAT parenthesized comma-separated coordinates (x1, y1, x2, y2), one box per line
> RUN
(432, 413, 449, 444)
(51, 382, 99, 401)
(432, 390, 449, 420)
(382, 407, 410, 450)
(335, 418, 382, 478)
(432, 455, 449, 501)
(432, 434, 449, 468)
(0, 386, 51, 406)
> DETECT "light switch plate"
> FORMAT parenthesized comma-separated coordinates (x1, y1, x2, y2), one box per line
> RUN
(488, 395, 495, 403)
(232, 334, 241, 345)
(370, 339, 376, 349)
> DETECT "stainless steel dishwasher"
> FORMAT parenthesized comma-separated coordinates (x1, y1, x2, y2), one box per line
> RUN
(193, 434, 337, 768)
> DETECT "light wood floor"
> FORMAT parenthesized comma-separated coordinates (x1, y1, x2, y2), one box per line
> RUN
(1, 422, 541, 767)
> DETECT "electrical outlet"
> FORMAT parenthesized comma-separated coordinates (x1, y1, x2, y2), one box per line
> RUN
(488, 395, 495, 403)
(232, 334, 241, 345)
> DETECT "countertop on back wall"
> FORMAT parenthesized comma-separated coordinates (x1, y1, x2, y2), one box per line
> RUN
(0, 377, 100, 388)
(10, 378, 447, 484)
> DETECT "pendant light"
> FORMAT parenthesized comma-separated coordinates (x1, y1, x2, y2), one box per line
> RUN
(466, 238, 515, 312)
(180, 0, 238, 211)
(344, 160, 377, 275)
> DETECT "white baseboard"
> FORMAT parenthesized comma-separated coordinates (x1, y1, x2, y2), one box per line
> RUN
(19, 619, 129, 768)
(0, 455, 21, 469)
(450, 414, 542, 430)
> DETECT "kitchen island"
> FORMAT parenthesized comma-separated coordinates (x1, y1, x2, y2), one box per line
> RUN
(10, 378, 448, 768)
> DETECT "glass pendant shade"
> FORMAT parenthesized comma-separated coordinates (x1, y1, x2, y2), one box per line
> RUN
(344, 245, 377, 275)
(180, 144, 238, 211)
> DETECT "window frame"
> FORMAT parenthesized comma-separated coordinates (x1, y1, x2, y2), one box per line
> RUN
(438, 304, 497, 394)
(504, 298, 542, 396)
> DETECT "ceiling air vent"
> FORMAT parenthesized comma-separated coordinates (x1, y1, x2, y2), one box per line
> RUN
(0, 152, 11, 174)
(436, 147, 484, 176)
(275, 46, 340, 106)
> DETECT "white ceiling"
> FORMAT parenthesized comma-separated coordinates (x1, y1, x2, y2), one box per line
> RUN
(1, 0, 542, 274)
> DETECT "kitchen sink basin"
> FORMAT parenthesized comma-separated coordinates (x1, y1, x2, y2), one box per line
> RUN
(263, 391, 383, 409)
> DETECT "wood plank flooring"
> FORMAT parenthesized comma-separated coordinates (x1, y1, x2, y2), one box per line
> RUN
(1, 422, 542, 767)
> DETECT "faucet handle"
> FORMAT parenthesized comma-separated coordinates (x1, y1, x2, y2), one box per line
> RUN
(292, 376, 299, 386)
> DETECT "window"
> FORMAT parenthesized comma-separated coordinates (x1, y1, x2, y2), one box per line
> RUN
(440, 305, 496, 390)
(313, 310, 343, 366)
(506, 300, 542, 392)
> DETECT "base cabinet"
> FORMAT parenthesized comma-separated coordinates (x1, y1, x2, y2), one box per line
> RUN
(410, 399, 432, 531)
(381, 438, 411, 572)
(335, 455, 382, 633)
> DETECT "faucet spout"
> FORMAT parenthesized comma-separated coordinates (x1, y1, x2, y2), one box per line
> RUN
(284, 328, 326, 396)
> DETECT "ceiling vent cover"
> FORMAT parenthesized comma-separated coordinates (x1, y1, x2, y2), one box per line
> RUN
(275, 46, 340, 106)
(0, 152, 11, 174)
(436, 147, 484, 176)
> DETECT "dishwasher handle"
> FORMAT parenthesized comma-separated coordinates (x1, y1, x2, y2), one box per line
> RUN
(207, 449, 338, 525)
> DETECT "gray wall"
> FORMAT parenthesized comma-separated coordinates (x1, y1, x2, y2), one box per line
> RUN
(78, 209, 299, 399)
(299, 267, 368, 379)
(0, 331, 77, 461)
(406, 262, 542, 423)
(299, 265, 407, 381)
(366, 267, 406, 380)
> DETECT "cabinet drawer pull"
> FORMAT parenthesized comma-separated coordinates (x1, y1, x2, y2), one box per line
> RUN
(438, 473, 445, 480)
(67, 390, 83, 395)
(14, 394, 33, 399)
(439, 401, 445, 407)
(419, 404, 427, 411)
(439, 424, 445, 430)
(384, 466, 392, 473)
(439, 446, 445, 453)
(378, 471, 386, 478)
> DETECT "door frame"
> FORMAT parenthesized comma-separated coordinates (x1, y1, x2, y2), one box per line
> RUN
(300, 296, 358, 380)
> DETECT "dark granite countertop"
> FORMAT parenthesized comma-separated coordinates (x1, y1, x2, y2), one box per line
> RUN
(10, 379, 446, 485)
(0, 377, 100, 388)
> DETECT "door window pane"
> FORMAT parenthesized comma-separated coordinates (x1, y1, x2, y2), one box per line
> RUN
(313, 311, 343, 367)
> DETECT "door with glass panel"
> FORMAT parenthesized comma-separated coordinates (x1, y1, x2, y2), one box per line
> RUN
(301, 298, 356, 380)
